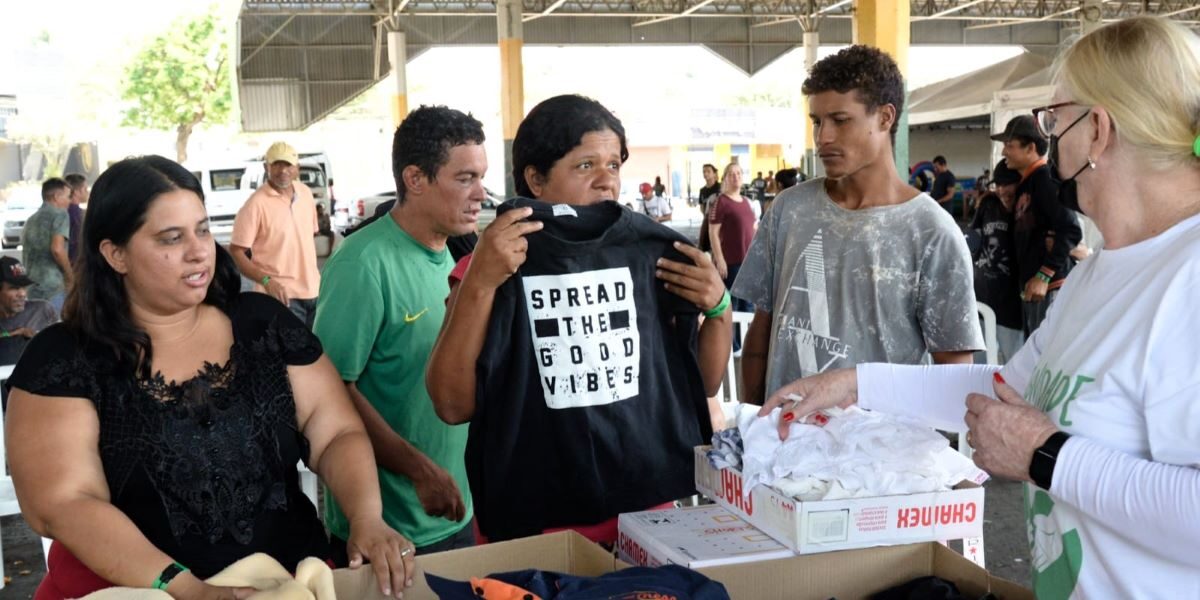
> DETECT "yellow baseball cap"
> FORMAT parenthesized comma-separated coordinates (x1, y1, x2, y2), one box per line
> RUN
(264, 142, 299, 165)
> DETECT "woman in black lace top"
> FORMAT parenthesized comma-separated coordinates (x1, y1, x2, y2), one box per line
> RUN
(6, 156, 414, 600)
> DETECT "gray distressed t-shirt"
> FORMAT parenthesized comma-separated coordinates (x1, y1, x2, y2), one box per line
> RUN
(732, 178, 983, 397)
(22, 203, 70, 301)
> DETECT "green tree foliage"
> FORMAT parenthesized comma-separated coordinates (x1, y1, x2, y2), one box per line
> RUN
(121, 9, 232, 164)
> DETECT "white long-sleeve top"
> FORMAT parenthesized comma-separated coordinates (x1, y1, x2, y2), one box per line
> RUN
(856, 211, 1200, 600)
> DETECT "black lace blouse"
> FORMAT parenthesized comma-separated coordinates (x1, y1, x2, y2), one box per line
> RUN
(7, 293, 331, 577)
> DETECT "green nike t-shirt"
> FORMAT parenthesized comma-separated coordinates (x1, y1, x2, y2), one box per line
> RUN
(313, 214, 471, 547)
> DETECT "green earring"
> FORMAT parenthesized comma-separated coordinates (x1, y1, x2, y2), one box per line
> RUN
(1193, 134, 1200, 158)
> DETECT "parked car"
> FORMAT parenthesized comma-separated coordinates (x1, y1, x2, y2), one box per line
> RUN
(2, 186, 44, 249)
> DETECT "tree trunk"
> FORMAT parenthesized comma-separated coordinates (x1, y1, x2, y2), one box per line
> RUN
(175, 123, 193, 164)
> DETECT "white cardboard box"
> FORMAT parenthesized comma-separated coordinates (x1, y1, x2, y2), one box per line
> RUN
(617, 504, 796, 569)
(694, 446, 987, 555)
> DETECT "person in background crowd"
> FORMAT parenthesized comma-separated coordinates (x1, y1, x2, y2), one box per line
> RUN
(750, 171, 767, 201)
(22, 178, 73, 313)
(930, 155, 956, 212)
(0, 255, 57, 411)
(736, 45, 982, 408)
(230, 142, 322, 328)
(968, 159, 1024, 363)
(63, 174, 88, 264)
(761, 17, 1200, 598)
(652, 176, 666, 198)
(641, 182, 673, 223)
(709, 162, 757, 354)
(774, 168, 799, 192)
(697, 164, 721, 250)
(7, 155, 412, 600)
(991, 115, 1082, 334)
(0, 256, 57, 367)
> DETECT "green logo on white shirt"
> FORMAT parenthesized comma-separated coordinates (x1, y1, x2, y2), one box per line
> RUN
(1027, 488, 1083, 600)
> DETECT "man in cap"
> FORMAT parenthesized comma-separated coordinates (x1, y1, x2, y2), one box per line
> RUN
(640, 182, 672, 223)
(991, 115, 1081, 334)
(230, 141, 322, 327)
(0, 256, 58, 366)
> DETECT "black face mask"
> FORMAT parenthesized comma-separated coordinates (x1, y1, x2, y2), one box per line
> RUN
(1047, 109, 1092, 214)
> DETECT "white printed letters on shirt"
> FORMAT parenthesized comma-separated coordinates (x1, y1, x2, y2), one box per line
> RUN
(523, 267, 641, 409)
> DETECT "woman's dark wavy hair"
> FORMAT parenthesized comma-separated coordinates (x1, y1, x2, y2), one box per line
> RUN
(512, 94, 629, 198)
(802, 45, 906, 141)
(63, 155, 242, 379)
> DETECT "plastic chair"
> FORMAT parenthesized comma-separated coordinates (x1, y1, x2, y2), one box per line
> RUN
(715, 311, 756, 406)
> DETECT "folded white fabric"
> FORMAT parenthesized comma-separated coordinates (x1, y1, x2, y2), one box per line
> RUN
(736, 404, 982, 502)
(81, 553, 337, 600)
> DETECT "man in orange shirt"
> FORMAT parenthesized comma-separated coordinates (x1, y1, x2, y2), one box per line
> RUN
(230, 142, 322, 326)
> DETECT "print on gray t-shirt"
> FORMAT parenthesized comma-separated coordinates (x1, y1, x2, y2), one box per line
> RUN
(733, 179, 983, 397)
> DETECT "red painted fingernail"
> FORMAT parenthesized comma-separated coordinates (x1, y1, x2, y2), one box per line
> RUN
(994, 372, 1006, 385)
(813, 413, 829, 426)
(781, 412, 795, 423)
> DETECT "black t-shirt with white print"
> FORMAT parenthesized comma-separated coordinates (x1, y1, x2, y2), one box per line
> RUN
(470, 198, 711, 541)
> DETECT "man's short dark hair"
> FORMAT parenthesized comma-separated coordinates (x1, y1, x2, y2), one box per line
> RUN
(392, 105, 485, 204)
(703, 163, 717, 173)
(1012, 135, 1048, 156)
(774, 168, 799, 190)
(802, 45, 906, 140)
(63, 173, 87, 190)
(41, 177, 69, 202)
(933, 156, 947, 166)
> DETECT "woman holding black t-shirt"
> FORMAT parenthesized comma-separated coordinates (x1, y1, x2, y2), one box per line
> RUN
(427, 95, 732, 544)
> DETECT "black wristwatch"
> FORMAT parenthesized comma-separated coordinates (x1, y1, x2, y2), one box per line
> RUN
(1029, 431, 1071, 490)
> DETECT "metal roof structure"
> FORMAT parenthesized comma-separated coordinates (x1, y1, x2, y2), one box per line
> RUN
(238, 0, 1200, 130)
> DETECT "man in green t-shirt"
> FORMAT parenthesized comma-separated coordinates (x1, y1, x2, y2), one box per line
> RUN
(314, 105, 488, 557)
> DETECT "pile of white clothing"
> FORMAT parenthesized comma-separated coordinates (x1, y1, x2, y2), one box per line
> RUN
(730, 404, 984, 502)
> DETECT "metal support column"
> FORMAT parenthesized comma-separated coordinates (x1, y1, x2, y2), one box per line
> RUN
(498, 0, 526, 198)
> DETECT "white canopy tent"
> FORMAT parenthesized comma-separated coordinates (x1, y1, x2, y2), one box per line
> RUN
(908, 53, 1053, 126)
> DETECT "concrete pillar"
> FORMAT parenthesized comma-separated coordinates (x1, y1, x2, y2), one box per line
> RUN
(498, 0, 525, 198)
(854, 0, 911, 175)
(1080, 0, 1104, 35)
(803, 28, 820, 178)
(386, 30, 408, 127)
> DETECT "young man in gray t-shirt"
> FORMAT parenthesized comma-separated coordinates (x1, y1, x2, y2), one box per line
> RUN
(734, 46, 982, 404)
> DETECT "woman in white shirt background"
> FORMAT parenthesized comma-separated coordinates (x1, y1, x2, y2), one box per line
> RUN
(758, 16, 1200, 600)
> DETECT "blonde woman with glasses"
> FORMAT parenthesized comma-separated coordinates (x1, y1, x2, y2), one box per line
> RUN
(758, 16, 1200, 599)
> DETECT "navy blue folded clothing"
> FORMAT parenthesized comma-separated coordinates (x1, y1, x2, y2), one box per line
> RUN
(426, 564, 731, 599)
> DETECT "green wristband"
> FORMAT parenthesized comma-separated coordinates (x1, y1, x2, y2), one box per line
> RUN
(153, 562, 188, 590)
(1036, 271, 1052, 284)
(260, 275, 271, 286)
(703, 290, 732, 318)
(0, 330, 9, 338)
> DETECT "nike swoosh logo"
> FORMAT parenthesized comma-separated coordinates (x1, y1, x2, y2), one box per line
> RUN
(404, 308, 429, 323)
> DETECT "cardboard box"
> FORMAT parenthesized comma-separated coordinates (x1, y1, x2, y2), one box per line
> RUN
(617, 504, 796, 568)
(697, 541, 1032, 600)
(695, 446, 986, 554)
(331, 530, 628, 600)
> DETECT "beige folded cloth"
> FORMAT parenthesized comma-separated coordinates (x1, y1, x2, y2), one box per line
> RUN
(81, 553, 337, 600)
